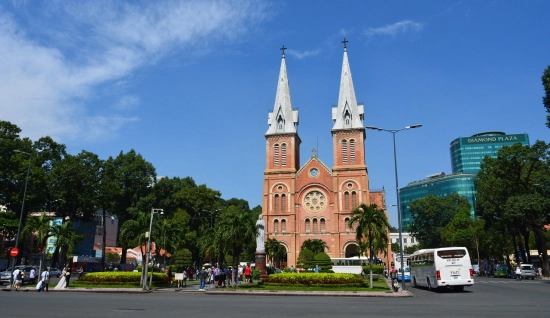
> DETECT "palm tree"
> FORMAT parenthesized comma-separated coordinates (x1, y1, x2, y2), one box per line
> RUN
(215, 206, 256, 266)
(22, 213, 52, 277)
(50, 221, 83, 268)
(301, 239, 328, 255)
(265, 238, 286, 267)
(348, 203, 390, 288)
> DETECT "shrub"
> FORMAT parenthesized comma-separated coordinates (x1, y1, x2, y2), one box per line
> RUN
(171, 248, 193, 268)
(267, 273, 363, 286)
(314, 252, 332, 271)
(362, 264, 384, 274)
(252, 268, 261, 280)
(77, 272, 167, 284)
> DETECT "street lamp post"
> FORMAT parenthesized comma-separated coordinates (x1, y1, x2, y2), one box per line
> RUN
(10, 148, 48, 287)
(366, 124, 422, 292)
(143, 208, 163, 291)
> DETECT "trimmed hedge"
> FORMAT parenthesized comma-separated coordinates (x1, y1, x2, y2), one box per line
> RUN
(267, 273, 363, 286)
(362, 264, 384, 274)
(77, 272, 167, 284)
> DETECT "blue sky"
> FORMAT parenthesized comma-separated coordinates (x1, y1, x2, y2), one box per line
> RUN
(1, 0, 549, 226)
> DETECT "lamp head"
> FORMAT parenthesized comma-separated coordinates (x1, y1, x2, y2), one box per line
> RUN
(406, 124, 422, 129)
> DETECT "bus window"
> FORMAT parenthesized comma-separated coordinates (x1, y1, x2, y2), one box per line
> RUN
(437, 249, 466, 259)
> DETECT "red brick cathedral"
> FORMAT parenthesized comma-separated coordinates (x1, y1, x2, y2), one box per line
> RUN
(262, 43, 389, 267)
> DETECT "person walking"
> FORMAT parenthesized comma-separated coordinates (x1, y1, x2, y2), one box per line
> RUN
(64, 267, 71, 287)
(167, 268, 173, 287)
(13, 268, 23, 291)
(515, 266, 522, 281)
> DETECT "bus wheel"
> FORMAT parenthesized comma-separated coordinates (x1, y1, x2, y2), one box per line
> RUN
(413, 277, 418, 287)
(427, 278, 432, 291)
(453, 286, 464, 292)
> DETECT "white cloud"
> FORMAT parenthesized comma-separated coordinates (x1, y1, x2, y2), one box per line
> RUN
(286, 49, 320, 60)
(364, 20, 424, 37)
(0, 0, 267, 142)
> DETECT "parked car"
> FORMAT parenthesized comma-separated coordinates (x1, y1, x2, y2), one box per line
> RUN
(0, 265, 40, 285)
(520, 264, 536, 280)
(49, 268, 62, 278)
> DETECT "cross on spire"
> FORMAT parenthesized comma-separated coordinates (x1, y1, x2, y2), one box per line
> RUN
(342, 38, 348, 51)
(280, 45, 287, 58)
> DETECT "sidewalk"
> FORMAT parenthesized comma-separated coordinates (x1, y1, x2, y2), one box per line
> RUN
(2, 278, 412, 297)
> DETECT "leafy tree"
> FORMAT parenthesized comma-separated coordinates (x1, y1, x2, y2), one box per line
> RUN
(441, 210, 485, 265)
(296, 249, 315, 269)
(543, 65, 550, 128)
(0, 211, 18, 244)
(391, 242, 400, 255)
(408, 193, 471, 248)
(106, 251, 121, 264)
(213, 205, 256, 266)
(476, 141, 550, 275)
(301, 239, 328, 255)
(403, 245, 420, 255)
(389, 225, 399, 233)
(348, 203, 390, 288)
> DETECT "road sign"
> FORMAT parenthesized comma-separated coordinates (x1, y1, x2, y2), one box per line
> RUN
(9, 247, 18, 257)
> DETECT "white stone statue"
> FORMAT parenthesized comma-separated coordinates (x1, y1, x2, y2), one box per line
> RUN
(256, 214, 265, 252)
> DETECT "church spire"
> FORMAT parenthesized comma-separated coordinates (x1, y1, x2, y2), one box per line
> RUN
(332, 39, 364, 130)
(266, 45, 299, 135)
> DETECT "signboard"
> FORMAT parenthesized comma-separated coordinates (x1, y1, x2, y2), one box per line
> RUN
(175, 273, 184, 281)
(10, 247, 19, 257)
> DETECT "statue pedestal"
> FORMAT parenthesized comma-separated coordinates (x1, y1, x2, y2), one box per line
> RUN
(255, 251, 269, 281)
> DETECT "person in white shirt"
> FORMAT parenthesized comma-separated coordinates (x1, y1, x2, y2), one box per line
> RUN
(29, 268, 36, 284)
(515, 266, 522, 281)
(41, 268, 50, 292)
(13, 268, 23, 291)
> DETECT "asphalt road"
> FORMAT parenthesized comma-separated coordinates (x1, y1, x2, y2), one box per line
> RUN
(1, 276, 549, 317)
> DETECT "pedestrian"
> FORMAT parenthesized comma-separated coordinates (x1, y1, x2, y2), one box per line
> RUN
(238, 264, 243, 282)
(182, 268, 188, 287)
(199, 266, 207, 291)
(226, 266, 232, 287)
(13, 268, 23, 291)
(290, 265, 295, 273)
(515, 266, 522, 281)
(64, 267, 71, 288)
(41, 268, 50, 292)
(29, 267, 36, 284)
(233, 265, 238, 287)
(245, 264, 252, 282)
(167, 268, 173, 287)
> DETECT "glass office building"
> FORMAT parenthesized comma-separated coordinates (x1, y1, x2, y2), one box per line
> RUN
(400, 173, 476, 231)
(450, 131, 530, 175)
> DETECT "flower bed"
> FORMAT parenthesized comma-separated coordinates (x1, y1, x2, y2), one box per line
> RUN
(77, 272, 167, 284)
(266, 273, 364, 287)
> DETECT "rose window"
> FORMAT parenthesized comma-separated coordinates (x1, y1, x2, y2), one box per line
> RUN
(303, 190, 326, 213)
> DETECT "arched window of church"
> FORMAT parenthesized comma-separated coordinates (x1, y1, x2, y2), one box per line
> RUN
(351, 191, 357, 209)
(274, 219, 279, 233)
(281, 219, 286, 233)
(320, 218, 326, 232)
(344, 110, 351, 128)
(305, 219, 310, 232)
(313, 219, 318, 232)
(341, 140, 348, 164)
(281, 194, 287, 213)
(281, 143, 287, 166)
(344, 217, 350, 231)
(277, 116, 284, 132)
(274, 144, 280, 167)
(274, 194, 280, 212)
(344, 191, 350, 210)
(350, 139, 356, 163)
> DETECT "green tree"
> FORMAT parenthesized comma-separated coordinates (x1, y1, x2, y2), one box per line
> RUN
(0, 211, 18, 244)
(50, 221, 83, 268)
(542, 65, 550, 128)
(441, 210, 485, 266)
(265, 238, 286, 266)
(408, 193, 471, 248)
(476, 141, 550, 275)
(296, 249, 315, 269)
(301, 239, 328, 255)
(348, 203, 390, 288)
(106, 251, 121, 264)
(171, 248, 193, 268)
(214, 205, 256, 266)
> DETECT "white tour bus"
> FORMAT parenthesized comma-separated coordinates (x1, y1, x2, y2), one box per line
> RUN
(409, 247, 474, 291)
(331, 257, 382, 274)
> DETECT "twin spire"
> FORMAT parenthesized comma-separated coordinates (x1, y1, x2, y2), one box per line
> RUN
(266, 40, 364, 136)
